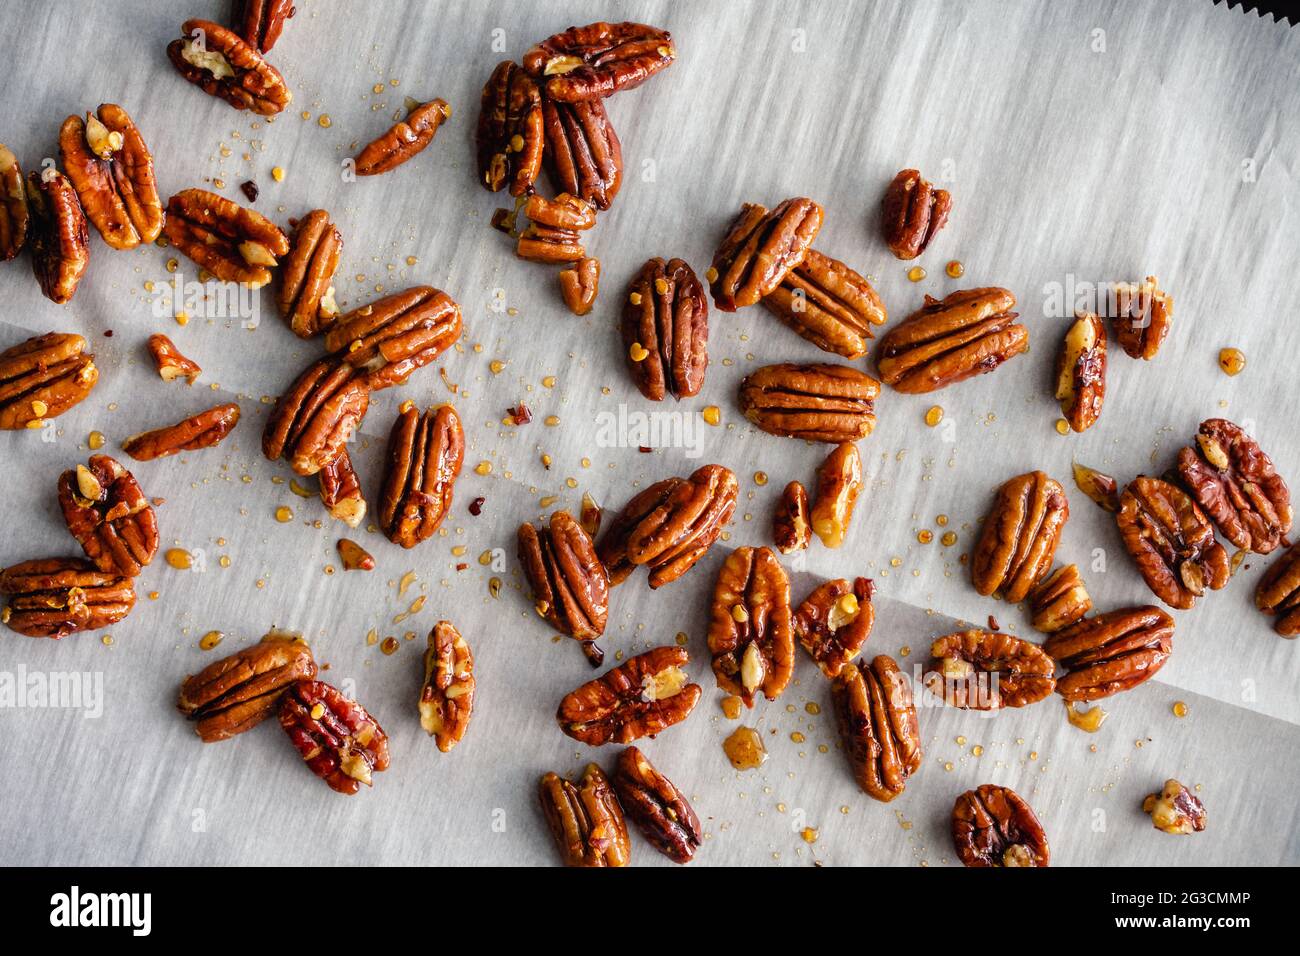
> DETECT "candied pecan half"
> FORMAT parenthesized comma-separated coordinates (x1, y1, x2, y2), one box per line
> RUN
(167, 19, 291, 116)
(622, 257, 708, 401)
(1045, 606, 1174, 702)
(1176, 418, 1291, 554)
(1072, 460, 1120, 512)
(794, 577, 875, 677)
(1254, 543, 1300, 637)
(519, 510, 609, 665)
(419, 621, 475, 752)
(953, 785, 1049, 867)
(27, 169, 89, 304)
(612, 746, 701, 864)
(0, 144, 28, 260)
(543, 96, 621, 209)
(772, 480, 811, 554)
(740, 363, 879, 443)
(163, 188, 289, 288)
(707, 546, 794, 706)
(761, 248, 886, 358)
(278, 209, 342, 338)
(1054, 311, 1106, 433)
(881, 168, 951, 260)
(178, 633, 316, 742)
(1109, 276, 1171, 360)
(832, 655, 921, 802)
(558, 256, 600, 315)
(515, 192, 596, 263)
(1142, 779, 1207, 835)
(235, 0, 296, 52)
(523, 21, 675, 102)
(122, 402, 240, 461)
(556, 645, 701, 745)
(1117, 476, 1229, 610)
(971, 471, 1070, 603)
(924, 629, 1056, 711)
(0, 557, 134, 639)
(355, 99, 451, 176)
(146, 333, 200, 384)
(319, 449, 366, 528)
(57, 455, 158, 577)
(709, 199, 824, 312)
(324, 286, 462, 390)
(378, 403, 464, 548)
(810, 442, 863, 548)
(475, 60, 543, 196)
(596, 477, 682, 585)
(1028, 564, 1091, 634)
(539, 764, 630, 867)
(262, 359, 370, 475)
(59, 105, 163, 250)
(0, 332, 97, 430)
(280, 679, 390, 795)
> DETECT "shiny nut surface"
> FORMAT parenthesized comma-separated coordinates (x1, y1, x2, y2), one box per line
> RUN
(167, 19, 291, 116)
(515, 192, 595, 263)
(146, 333, 201, 384)
(523, 21, 675, 102)
(475, 60, 543, 196)
(279, 679, 390, 795)
(1110, 275, 1171, 360)
(163, 188, 289, 288)
(709, 198, 823, 311)
(262, 358, 370, 475)
(418, 621, 475, 752)
(924, 629, 1056, 710)
(832, 655, 921, 802)
(1045, 606, 1174, 702)
(1254, 543, 1300, 637)
(556, 645, 701, 745)
(760, 248, 886, 358)
(0, 332, 98, 430)
(772, 480, 811, 554)
(953, 785, 1050, 867)
(519, 509, 609, 665)
(355, 99, 451, 176)
(612, 746, 701, 864)
(318, 449, 366, 529)
(881, 168, 952, 260)
(1054, 311, 1106, 432)
(0, 144, 29, 260)
(539, 764, 630, 867)
(178, 633, 316, 742)
(1142, 779, 1207, 835)
(0, 557, 134, 639)
(59, 104, 163, 250)
(810, 442, 863, 548)
(325, 286, 462, 390)
(57, 454, 158, 577)
(27, 169, 89, 304)
(971, 470, 1069, 603)
(1117, 476, 1229, 610)
(558, 256, 600, 315)
(278, 209, 343, 338)
(542, 96, 622, 209)
(794, 576, 875, 677)
(122, 403, 240, 461)
(378, 403, 464, 548)
(235, 0, 296, 52)
(740, 363, 879, 443)
(1028, 564, 1091, 634)
(706, 546, 794, 706)
(622, 256, 708, 401)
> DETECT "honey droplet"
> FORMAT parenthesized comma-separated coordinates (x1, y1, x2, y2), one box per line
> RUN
(723, 726, 767, 770)
(1218, 348, 1245, 376)
(917, 529, 933, 544)
(380, 636, 400, 655)
(318, 114, 332, 128)
(1055, 418, 1071, 435)
(800, 827, 819, 844)
(274, 505, 294, 523)
(474, 460, 492, 475)
(790, 731, 806, 743)
(941, 530, 958, 547)
(936, 514, 949, 526)
(971, 744, 984, 757)
(702, 405, 721, 426)
(199, 630, 224, 651)
(289, 478, 314, 498)
(1172, 700, 1188, 718)
(541, 375, 556, 388)
(101, 634, 114, 646)
(87, 430, 105, 450)
(924, 405, 944, 427)
(489, 359, 506, 375)
(753, 471, 768, 486)
(544, 415, 560, 427)
(720, 695, 743, 719)
(1065, 699, 1109, 733)
(946, 260, 964, 278)
(674, 631, 688, 646)
(165, 548, 192, 570)
(219, 555, 231, 568)
(907, 266, 926, 282)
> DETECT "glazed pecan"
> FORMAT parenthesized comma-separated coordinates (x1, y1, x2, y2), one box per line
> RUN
(1028, 564, 1091, 634)
(953, 785, 1050, 867)
(475, 60, 543, 196)
(278, 209, 342, 338)
(556, 645, 701, 745)
(59, 104, 163, 250)
(319, 449, 366, 528)
(881, 168, 951, 260)
(27, 169, 89, 304)
(709, 199, 823, 312)
(1254, 543, 1300, 637)
(0, 332, 97, 430)
(772, 480, 811, 554)
(539, 764, 630, 867)
(1054, 311, 1106, 433)
(519, 510, 609, 665)
(0, 558, 134, 639)
(355, 99, 451, 176)
(1176, 418, 1291, 554)
(1072, 460, 1120, 512)
(163, 188, 289, 288)
(1117, 476, 1229, 610)
(235, 0, 296, 52)
(612, 746, 701, 864)
(739, 363, 879, 443)
(324, 286, 462, 390)
(1109, 276, 1171, 360)
(706, 546, 794, 706)
(378, 403, 464, 548)
(558, 256, 600, 315)
(262, 358, 370, 475)
(794, 577, 874, 677)
(543, 96, 621, 209)
(336, 537, 374, 571)
(146, 333, 200, 384)
(1142, 779, 1207, 835)
(418, 621, 475, 752)
(597, 478, 680, 585)
(122, 403, 240, 461)
(178, 633, 316, 742)
(924, 629, 1056, 711)
(876, 288, 1027, 393)
(57, 455, 158, 577)
(971, 471, 1069, 603)
(167, 19, 291, 116)
(1045, 606, 1174, 702)
(523, 21, 675, 102)
(832, 655, 921, 802)
(279, 679, 390, 795)
(761, 248, 886, 358)
(0, 145, 28, 260)
(622, 257, 708, 401)
(810, 442, 863, 548)
(516, 192, 595, 263)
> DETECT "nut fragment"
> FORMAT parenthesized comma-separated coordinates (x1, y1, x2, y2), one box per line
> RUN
(475, 60, 543, 196)
(318, 449, 366, 528)
(810, 442, 863, 548)
(612, 746, 701, 864)
(277, 209, 343, 338)
(336, 537, 374, 571)
(1254, 543, 1300, 637)
(27, 169, 89, 304)
(621, 257, 708, 400)
(59, 104, 163, 250)
(515, 192, 596, 263)
(262, 359, 370, 475)
(57, 455, 158, 577)
(952, 785, 1050, 867)
(924, 629, 1056, 710)
(279, 679, 390, 795)
(0, 144, 29, 261)
(794, 577, 875, 677)
(772, 480, 811, 554)
(121, 402, 241, 461)
(1142, 779, 1207, 835)
(178, 633, 316, 742)
(163, 188, 289, 288)
(740, 363, 879, 443)
(378, 403, 464, 548)
(760, 248, 886, 358)
(832, 655, 921, 801)
(355, 99, 451, 176)
(1109, 276, 1172, 360)
(167, 19, 291, 115)
(556, 645, 700, 745)
(706, 547, 794, 706)
(523, 21, 675, 102)
(881, 168, 952, 260)
(1045, 606, 1174, 701)
(1071, 460, 1120, 512)
(235, 0, 296, 52)
(558, 256, 600, 315)
(418, 621, 475, 752)
(709, 199, 824, 312)
(539, 764, 630, 867)
(519, 510, 609, 665)
(971, 471, 1069, 603)
(0, 557, 134, 639)
(1028, 564, 1091, 634)
(1116, 476, 1230, 610)
(0, 332, 97, 430)
(1054, 311, 1106, 432)
(324, 286, 462, 389)
(542, 96, 622, 209)
(146, 333, 201, 384)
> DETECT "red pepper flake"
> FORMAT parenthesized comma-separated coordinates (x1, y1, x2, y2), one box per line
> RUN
(103, 330, 114, 337)
(240, 180, 260, 202)
(468, 496, 485, 516)
(987, 614, 1000, 632)
(638, 446, 652, 453)
(507, 402, 532, 425)
(455, 562, 468, 571)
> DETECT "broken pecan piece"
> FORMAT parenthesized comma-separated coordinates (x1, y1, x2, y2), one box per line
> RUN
(0, 332, 97, 430)
(971, 470, 1070, 603)
(319, 449, 366, 528)
(1045, 605, 1174, 702)
(279, 679, 390, 795)
(324, 286, 462, 390)
(543, 96, 621, 209)
(59, 104, 163, 250)
(0, 144, 28, 260)
(1142, 779, 1207, 835)
(523, 21, 675, 102)
(794, 577, 875, 677)
(1072, 460, 1120, 512)
(924, 629, 1056, 711)
(235, 0, 296, 52)
(378, 403, 464, 548)
(278, 209, 342, 338)
(622, 257, 708, 401)
(163, 188, 289, 288)
(146, 333, 201, 384)
(772, 480, 811, 554)
(1254, 543, 1300, 637)
(709, 199, 824, 312)
(355, 99, 451, 176)
(881, 168, 952, 260)
(1117, 476, 1229, 610)
(515, 192, 596, 263)
(122, 402, 241, 461)
(832, 655, 921, 802)
(539, 764, 630, 867)
(1054, 311, 1106, 432)
(27, 169, 89, 304)
(810, 442, 863, 548)
(558, 256, 600, 315)
(262, 358, 370, 475)
(556, 645, 701, 745)
(760, 248, 886, 358)
(475, 60, 544, 196)
(707, 546, 794, 706)
(178, 633, 316, 742)
(1109, 276, 1171, 360)
(1028, 564, 1091, 634)
(953, 785, 1050, 867)
(419, 621, 475, 752)
(0, 557, 134, 639)
(519, 510, 609, 665)
(57, 455, 158, 577)
(740, 363, 879, 443)
(612, 746, 701, 864)
(167, 19, 291, 116)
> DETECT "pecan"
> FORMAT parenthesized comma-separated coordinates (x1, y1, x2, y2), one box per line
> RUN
(953, 785, 1050, 867)
(556, 645, 701, 745)
(279, 680, 390, 795)
(706, 546, 794, 706)
(971, 470, 1070, 602)
(378, 403, 463, 548)
(163, 188, 289, 288)
(177, 633, 316, 742)
(539, 764, 630, 867)
(1176, 418, 1291, 554)
(772, 480, 811, 554)
(612, 746, 701, 864)
(0, 144, 28, 260)
(523, 21, 675, 102)
(167, 19, 291, 116)
(337, 538, 374, 571)
(262, 358, 370, 475)
(1142, 779, 1207, 835)
(622, 257, 708, 401)
(558, 256, 600, 315)
(876, 288, 1027, 393)
(1117, 476, 1229, 610)
(1109, 276, 1171, 360)
(27, 169, 89, 304)
(1254, 543, 1300, 637)
(1028, 564, 1091, 633)
(597, 477, 681, 585)
(277, 209, 342, 338)
(418, 620, 475, 752)
(235, 0, 296, 52)
(146, 333, 201, 384)
(739, 363, 879, 443)
(924, 629, 1056, 710)
(1054, 311, 1106, 432)
(57, 455, 158, 577)
(475, 60, 543, 196)
(0, 332, 98, 430)
(518, 510, 609, 665)
(58, 104, 163, 250)
(355, 99, 451, 176)
(881, 168, 952, 260)
(0, 557, 134, 639)
(794, 577, 875, 677)
(515, 192, 595, 263)
(1072, 460, 1120, 512)
(810, 442, 863, 548)
(542, 96, 622, 209)
(319, 449, 366, 528)
(121, 402, 240, 461)
(832, 655, 921, 802)
(1045, 606, 1174, 701)
(324, 286, 462, 390)
(709, 199, 824, 312)
(760, 248, 886, 358)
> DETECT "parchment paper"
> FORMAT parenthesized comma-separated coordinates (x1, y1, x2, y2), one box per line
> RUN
(1, 0, 1297, 866)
